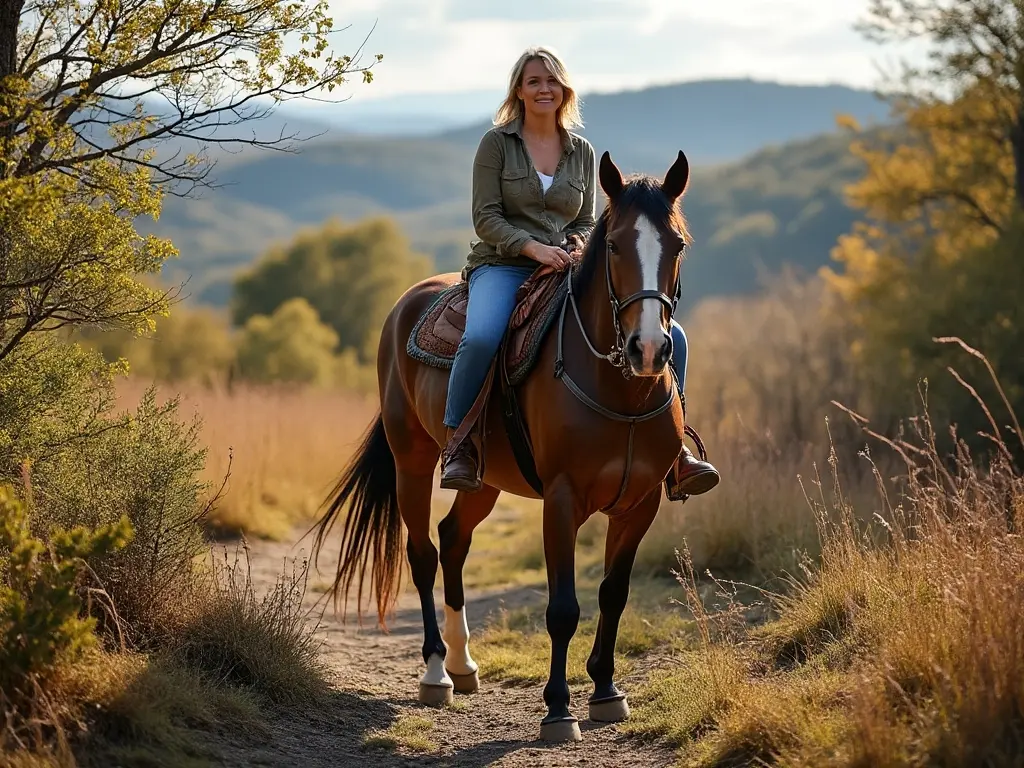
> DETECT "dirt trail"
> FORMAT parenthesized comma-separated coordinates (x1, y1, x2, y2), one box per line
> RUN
(214, 489, 679, 768)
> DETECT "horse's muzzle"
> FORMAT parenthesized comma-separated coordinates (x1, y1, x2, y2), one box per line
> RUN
(625, 330, 672, 376)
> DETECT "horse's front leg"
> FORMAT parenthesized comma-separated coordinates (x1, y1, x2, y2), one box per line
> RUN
(586, 489, 660, 722)
(539, 477, 586, 742)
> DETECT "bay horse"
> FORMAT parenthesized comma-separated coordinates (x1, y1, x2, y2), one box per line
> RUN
(310, 149, 694, 743)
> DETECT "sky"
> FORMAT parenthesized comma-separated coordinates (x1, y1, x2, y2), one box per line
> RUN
(308, 0, 925, 106)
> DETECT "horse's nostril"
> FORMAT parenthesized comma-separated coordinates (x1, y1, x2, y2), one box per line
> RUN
(626, 334, 643, 359)
(661, 333, 673, 359)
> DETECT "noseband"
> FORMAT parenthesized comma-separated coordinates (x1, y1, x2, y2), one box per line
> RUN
(551, 235, 685, 511)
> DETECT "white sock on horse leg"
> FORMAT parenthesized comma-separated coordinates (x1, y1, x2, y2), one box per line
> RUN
(442, 605, 478, 675)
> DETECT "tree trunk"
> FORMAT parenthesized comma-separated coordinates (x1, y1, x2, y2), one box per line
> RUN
(0, 1, 25, 341)
(0, 0, 24, 164)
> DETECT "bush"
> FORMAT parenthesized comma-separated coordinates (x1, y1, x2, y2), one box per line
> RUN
(0, 485, 132, 723)
(169, 547, 328, 706)
(0, 335, 210, 647)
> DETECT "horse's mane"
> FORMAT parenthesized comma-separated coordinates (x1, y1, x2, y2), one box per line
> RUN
(573, 175, 691, 296)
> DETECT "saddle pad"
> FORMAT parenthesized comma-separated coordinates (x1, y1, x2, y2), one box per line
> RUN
(406, 272, 568, 386)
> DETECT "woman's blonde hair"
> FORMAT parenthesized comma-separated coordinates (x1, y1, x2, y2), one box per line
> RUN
(493, 46, 583, 131)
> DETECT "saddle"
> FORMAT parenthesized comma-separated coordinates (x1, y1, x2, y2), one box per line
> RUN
(406, 268, 567, 384)
(406, 266, 569, 493)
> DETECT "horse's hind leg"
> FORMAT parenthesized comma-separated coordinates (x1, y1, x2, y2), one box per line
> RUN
(384, 393, 451, 705)
(585, 490, 660, 723)
(438, 484, 500, 693)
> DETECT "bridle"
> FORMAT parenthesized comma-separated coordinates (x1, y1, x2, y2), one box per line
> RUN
(551, 226, 689, 511)
(555, 234, 684, 381)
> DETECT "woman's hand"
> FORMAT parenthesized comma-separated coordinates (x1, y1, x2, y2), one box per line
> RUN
(522, 240, 572, 271)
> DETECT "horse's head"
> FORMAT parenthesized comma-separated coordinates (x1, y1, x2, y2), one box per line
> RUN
(597, 150, 690, 378)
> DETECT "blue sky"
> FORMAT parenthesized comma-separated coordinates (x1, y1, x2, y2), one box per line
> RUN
(314, 0, 924, 103)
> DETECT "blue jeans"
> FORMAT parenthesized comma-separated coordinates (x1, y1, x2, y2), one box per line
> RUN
(442, 264, 690, 429)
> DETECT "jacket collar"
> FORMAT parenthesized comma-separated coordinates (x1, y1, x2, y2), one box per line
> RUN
(499, 115, 577, 154)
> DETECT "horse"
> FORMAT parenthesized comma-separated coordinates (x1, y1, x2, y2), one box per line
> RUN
(310, 149, 694, 743)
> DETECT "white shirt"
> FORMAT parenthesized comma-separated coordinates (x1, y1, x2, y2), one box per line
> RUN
(537, 170, 553, 192)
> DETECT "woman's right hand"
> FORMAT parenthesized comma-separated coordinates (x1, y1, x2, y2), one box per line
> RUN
(522, 240, 572, 271)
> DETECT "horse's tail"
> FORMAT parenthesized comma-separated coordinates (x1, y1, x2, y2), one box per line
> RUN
(309, 413, 403, 629)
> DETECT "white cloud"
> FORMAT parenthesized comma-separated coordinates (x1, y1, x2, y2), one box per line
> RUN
(312, 0, 925, 103)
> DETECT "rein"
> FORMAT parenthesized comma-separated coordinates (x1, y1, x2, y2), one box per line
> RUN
(552, 241, 684, 512)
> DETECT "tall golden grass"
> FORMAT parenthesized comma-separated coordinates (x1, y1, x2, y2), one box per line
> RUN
(115, 379, 378, 540)
(625, 339, 1024, 766)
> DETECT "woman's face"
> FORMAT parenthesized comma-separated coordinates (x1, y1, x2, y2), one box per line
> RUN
(516, 58, 563, 120)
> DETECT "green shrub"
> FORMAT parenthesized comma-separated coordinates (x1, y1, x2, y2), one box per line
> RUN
(0, 336, 211, 647)
(0, 486, 133, 706)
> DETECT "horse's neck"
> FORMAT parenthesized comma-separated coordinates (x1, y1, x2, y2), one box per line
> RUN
(575, 248, 674, 411)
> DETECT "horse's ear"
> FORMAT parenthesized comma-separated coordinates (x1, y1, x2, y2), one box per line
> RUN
(599, 151, 624, 201)
(662, 150, 690, 201)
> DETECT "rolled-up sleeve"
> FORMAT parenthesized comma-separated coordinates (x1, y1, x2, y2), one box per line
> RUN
(565, 142, 596, 243)
(471, 131, 535, 258)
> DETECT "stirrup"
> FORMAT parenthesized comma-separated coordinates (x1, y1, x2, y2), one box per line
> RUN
(665, 424, 715, 502)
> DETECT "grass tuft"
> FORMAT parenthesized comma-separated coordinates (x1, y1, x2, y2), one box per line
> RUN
(473, 596, 691, 686)
(361, 715, 438, 754)
(169, 546, 329, 706)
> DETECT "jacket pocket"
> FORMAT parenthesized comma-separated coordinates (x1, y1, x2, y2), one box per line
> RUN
(501, 167, 531, 201)
(561, 176, 585, 216)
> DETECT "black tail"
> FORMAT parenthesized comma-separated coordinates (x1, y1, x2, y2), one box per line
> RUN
(309, 414, 403, 629)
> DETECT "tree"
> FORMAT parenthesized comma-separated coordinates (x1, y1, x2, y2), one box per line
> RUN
(235, 296, 339, 386)
(231, 217, 431, 362)
(821, 0, 1024, 453)
(0, 0, 380, 362)
(858, 0, 1024, 207)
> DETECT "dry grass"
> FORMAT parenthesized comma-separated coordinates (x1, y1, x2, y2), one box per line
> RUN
(1, 649, 263, 768)
(361, 714, 438, 754)
(625, 356, 1024, 766)
(115, 379, 377, 540)
(472, 581, 693, 686)
(168, 546, 330, 707)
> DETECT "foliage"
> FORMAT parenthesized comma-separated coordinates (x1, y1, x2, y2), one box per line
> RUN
(82, 303, 237, 387)
(231, 217, 431, 363)
(0, 485, 132, 705)
(0, 0, 380, 365)
(823, 2, 1024, 452)
(856, 0, 1024, 204)
(36, 384, 210, 647)
(0, 334, 209, 646)
(235, 296, 340, 386)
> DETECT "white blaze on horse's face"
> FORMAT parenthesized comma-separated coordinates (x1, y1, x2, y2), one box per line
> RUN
(632, 213, 672, 375)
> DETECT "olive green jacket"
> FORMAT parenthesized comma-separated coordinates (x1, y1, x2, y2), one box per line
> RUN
(464, 116, 597, 277)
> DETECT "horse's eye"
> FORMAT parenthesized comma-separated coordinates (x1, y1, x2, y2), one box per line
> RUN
(607, 240, 617, 254)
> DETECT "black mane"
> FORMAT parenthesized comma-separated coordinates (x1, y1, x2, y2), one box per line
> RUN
(572, 175, 687, 296)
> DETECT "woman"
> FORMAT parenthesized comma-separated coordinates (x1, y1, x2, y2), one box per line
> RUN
(440, 46, 719, 502)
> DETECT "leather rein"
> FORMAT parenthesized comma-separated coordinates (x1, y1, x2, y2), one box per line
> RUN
(552, 239, 691, 511)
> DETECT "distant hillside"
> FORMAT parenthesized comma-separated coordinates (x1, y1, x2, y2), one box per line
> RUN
(435, 78, 891, 170)
(141, 78, 881, 308)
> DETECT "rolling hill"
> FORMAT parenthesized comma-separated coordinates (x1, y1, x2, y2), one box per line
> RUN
(140, 78, 884, 308)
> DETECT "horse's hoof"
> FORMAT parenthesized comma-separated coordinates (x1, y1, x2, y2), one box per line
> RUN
(589, 693, 630, 722)
(418, 682, 454, 706)
(446, 668, 479, 694)
(539, 715, 582, 742)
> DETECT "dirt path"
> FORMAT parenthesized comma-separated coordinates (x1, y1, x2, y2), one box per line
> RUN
(213, 490, 679, 768)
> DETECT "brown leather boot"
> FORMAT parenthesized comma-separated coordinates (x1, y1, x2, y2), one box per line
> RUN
(440, 430, 482, 492)
(665, 445, 720, 501)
